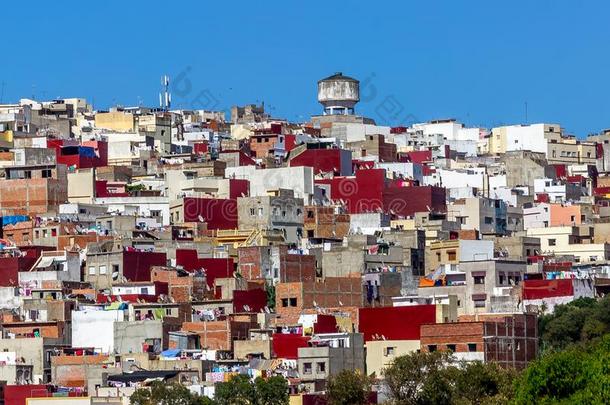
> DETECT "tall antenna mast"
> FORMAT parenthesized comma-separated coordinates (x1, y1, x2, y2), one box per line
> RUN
(160, 75, 171, 112)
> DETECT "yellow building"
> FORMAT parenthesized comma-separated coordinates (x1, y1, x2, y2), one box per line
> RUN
(95, 110, 135, 132)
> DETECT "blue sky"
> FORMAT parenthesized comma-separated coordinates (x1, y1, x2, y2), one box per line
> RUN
(2, 0, 609, 136)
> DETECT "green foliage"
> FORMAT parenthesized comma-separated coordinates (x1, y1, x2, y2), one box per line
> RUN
(215, 374, 289, 405)
(382, 351, 454, 405)
(451, 362, 517, 405)
(130, 376, 288, 405)
(130, 381, 214, 405)
(381, 352, 515, 405)
(265, 283, 276, 310)
(126, 183, 147, 192)
(514, 335, 610, 404)
(255, 376, 289, 405)
(327, 369, 372, 405)
(539, 296, 610, 350)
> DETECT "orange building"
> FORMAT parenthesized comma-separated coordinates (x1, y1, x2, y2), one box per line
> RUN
(550, 203, 581, 227)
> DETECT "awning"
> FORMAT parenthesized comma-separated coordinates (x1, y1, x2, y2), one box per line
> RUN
(161, 349, 181, 358)
(107, 370, 179, 383)
(36, 257, 55, 268)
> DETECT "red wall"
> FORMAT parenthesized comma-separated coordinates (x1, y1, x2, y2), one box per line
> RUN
(175, 249, 234, 287)
(316, 169, 385, 214)
(233, 288, 267, 313)
(317, 169, 446, 217)
(228, 179, 250, 199)
(290, 149, 345, 175)
(272, 333, 311, 359)
(182, 197, 238, 230)
(95, 180, 129, 198)
(383, 185, 446, 217)
(523, 279, 574, 300)
(122, 251, 167, 282)
(4, 385, 50, 405)
(0, 246, 50, 287)
(313, 315, 338, 334)
(194, 142, 209, 154)
(402, 150, 432, 164)
(358, 305, 437, 341)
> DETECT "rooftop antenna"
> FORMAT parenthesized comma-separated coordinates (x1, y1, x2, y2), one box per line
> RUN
(160, 75, 171, 112)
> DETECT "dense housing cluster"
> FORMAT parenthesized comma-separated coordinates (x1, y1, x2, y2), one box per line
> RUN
(0, 73, 608, 404)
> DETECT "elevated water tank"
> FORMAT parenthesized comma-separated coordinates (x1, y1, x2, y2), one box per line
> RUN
(317, 72, 360, 115)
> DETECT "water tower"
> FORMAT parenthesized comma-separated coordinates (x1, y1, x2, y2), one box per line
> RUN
(317, 72, 360, 115)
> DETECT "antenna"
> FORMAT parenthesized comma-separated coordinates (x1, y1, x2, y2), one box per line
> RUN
(159, 75, 171, 112)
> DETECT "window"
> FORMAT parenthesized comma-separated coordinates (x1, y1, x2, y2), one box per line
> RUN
(296, 208, 302, 216)
(42, 169, 52, 178)
(24, 170, 32, 179)
(447, 344, 456, 352)
(484, 216, 493, 224)
(281, 298, 289, 307)
(51, 228, 57, 237)
(99, 265, 107, 275)
(250, 208, 255, 216)
(289, 298, 297, 307)
(427, 345, 437, 352)
(570, 215, 576, 222)
(113, 264, 119, 275)
(473, 275, 485, 285)
(165, 308, 172, 315)
(447, 250, 457, 261)
(549, 239, 556, 246)
(88, 266, 96, 275)
(307, 211, 314, 219)
(385, 347, 396, 356)
(468, 343, 477, 352)
(258, 207, 263, 216)
(474, 300, 486, 308)
(303, 362, 312, 374)
(316, 362, 326, 373)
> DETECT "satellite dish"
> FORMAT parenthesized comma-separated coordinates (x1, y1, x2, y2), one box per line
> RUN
(198, 215, 204, 223)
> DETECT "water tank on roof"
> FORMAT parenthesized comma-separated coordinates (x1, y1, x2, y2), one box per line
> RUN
(317, 72, 360, 115)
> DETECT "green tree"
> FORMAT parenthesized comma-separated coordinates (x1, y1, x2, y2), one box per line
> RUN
(326, 369, 372, 405)
(130, 381, 214, 405)
(382, 351, 453, 405)
(215, 375, 257, 405)
(255, 376, 289, 405)
(451, 361, 516, 405)
(215, 374, 289, 405)
(539, 296, 610, 350)
(514, 335, 610, 404)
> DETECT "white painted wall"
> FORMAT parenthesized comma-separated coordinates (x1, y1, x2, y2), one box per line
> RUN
(72, 309, 125, 354)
